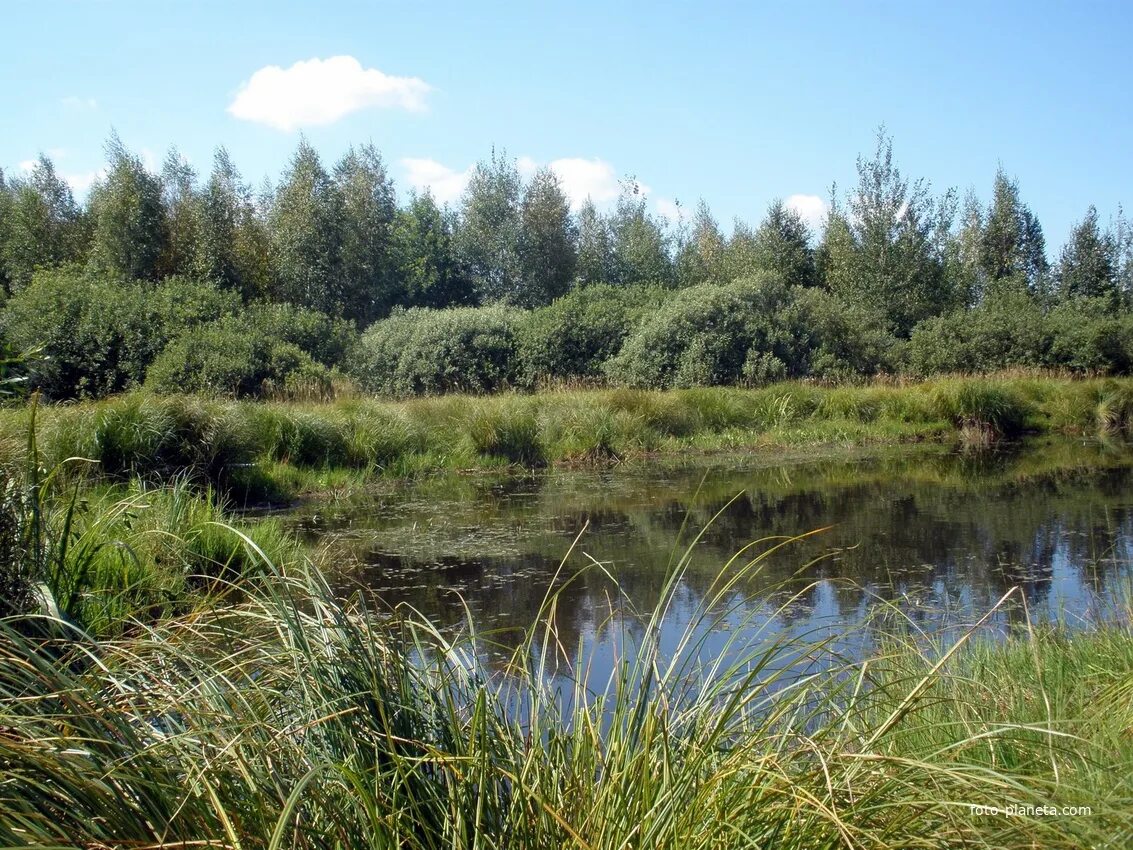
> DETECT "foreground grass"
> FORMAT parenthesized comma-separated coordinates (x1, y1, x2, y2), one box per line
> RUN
(0, 544, 1130, 849)
(3, 374, 1133, 504)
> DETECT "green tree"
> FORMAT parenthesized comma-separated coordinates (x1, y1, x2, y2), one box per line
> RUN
(395, 191, 473, 310)
(674, 201, 726, 287)
(980, 168, 1049, 289)
(335, 144, 399, 323)
(823, 131, 954, 335)
(751, 199, 815, 286)
(610, 180, 672, 286)
(158, 148, 200, 279)
(269, 139, 344, 314)
(456, 149, 523, 303)
(944, 189, 988, 308)
(518, 167, 577, 307)
(88, 134, 167, 280)
(1056, 206, 1118, 304)
(576, 199, 613, 285)
(194, 148, 255, 297)
(2, 156, 86, 291)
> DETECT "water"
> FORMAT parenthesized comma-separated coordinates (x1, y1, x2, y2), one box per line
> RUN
(282, 439, 1133, 669)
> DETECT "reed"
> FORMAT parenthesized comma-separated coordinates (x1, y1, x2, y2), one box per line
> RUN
(0, 534, 1129, 848)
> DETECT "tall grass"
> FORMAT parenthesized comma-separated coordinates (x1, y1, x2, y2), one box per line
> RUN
(0, 400, 300, 635)
(1, 536, 1129, 848)
(1, 376, 1132, 501)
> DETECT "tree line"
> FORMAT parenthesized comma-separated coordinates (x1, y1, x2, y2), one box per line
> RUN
(1, 129, 1132, 399)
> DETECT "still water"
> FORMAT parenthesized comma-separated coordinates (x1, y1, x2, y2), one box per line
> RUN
(283, 439, 1133, 665)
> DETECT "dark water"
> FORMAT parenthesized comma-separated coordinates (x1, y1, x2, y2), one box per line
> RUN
(283, 439, 1133, 667)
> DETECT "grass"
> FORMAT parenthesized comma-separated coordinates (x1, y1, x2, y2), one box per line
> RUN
(0, 404, 302, 636)
(0, 537, 1129, 848)
(2, 375, 1133, 505)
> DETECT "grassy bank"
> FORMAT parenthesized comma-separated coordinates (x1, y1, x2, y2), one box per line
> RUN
(1, 553, 1129, 849)
(0, 462, 300, 636)
(2, 374, 1133, 504)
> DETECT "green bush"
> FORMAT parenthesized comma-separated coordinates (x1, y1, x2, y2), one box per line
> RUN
(794, 288, 900, 380)
(352, 305, 525, 396)
(145, 324, 327, 398)
(518, 284, 663, 385)
(1, 267, 240, 398)
(605, 274, 806, 389)
(1045, 297, 1133, 374)
(906, 283, 1047, 376)
(240, 301, 359, 367)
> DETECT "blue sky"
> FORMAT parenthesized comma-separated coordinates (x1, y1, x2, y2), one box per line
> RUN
(1, 0, 1130, 250)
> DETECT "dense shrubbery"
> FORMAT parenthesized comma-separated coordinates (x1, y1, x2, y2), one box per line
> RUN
(906, 284, 1048, 376)
(517, 283, 663, 385)
(144, 303, 356, 399)
(1, 266, 239, 398)
(605, 275, 807, 388)
(352, 304, 525, 396)
(907, 285, 1133, 378)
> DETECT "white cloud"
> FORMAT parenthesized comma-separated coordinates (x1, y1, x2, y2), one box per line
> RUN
(785, 193, 828, 233)
(401, 157, 472, 204)
(61, 96, 97, 111)
(546, 157, 622, 209)
(18, 159, 35, 173)
(516, 156, 539, 178)
(228, 55, 430, 131)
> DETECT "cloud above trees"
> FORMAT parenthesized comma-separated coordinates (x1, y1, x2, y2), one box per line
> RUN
(228, 56, 430, 131)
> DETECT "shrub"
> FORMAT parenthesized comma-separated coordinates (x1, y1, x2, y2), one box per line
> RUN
(241, 301, 359, 367)
(906, 283, 1047, 376)
(1, 267, 240, 398)
(352, 305, 525, 396)
(605, 274, 806, 389)
(1045, 297, 1133, 374)
(793, 288, 900, 380)
(517, 284, 664, 386)
(145, 325, 326, 398)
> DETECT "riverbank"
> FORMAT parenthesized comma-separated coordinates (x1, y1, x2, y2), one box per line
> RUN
(3, 375, 1133, 505)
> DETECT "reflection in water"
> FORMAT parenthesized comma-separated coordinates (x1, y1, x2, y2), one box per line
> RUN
(283, 440, 1133, 667)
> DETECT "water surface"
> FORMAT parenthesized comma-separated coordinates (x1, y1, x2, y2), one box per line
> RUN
(283, 439, 1133, 666)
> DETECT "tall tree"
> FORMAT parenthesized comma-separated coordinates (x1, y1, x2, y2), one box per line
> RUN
(610, 179, 672, 286)
(518, 167, 577, 306)
(944, 189, 988, 308)
(823, 130, 953, 334)
(158, 147, 200, 279)
(88, 134, 167, 280)
(720, 218, 761, 282)
(1057, 206, 1118, 303)
(456, 149, 523, 303)
(980, 168, 1049, 289)
(269, 139, 344, 314)
(674, 200, 726, 287)
(195, 148, 242, 293)
(335, 144, 399, 322)
(395, 191, 473, 309)
(575, 199, 613, 285)
(2, 156, 86, 291)
(750, 199, 815, 286)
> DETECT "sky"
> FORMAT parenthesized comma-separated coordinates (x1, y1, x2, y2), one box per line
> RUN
(1, 0, 1130, 250)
